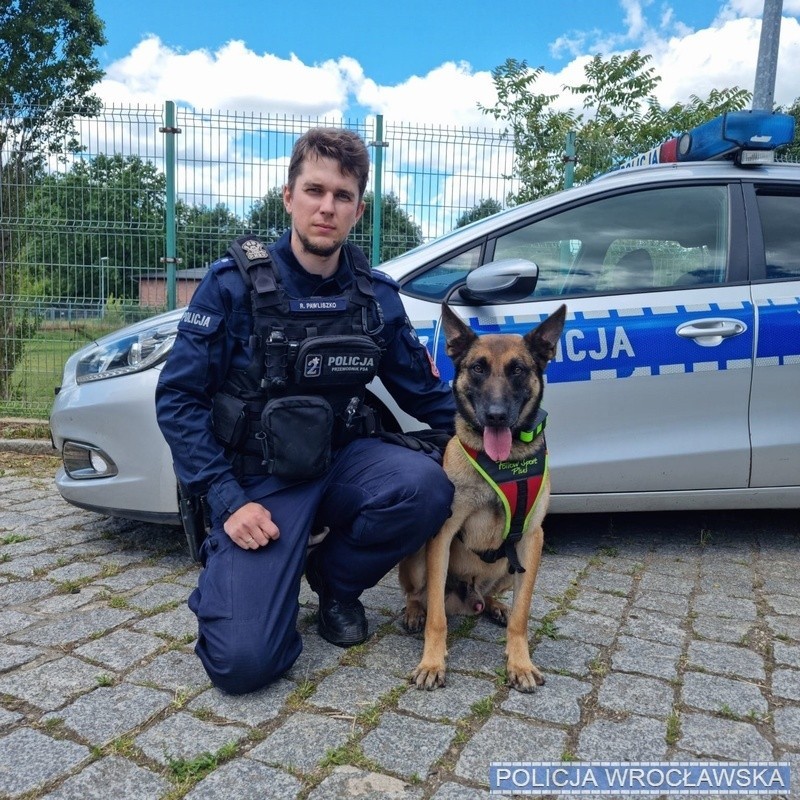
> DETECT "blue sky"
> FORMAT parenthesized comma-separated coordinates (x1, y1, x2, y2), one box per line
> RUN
(91, 0, 800, 122)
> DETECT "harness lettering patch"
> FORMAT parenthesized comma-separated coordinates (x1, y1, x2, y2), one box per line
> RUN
(291, 298, 347, 313)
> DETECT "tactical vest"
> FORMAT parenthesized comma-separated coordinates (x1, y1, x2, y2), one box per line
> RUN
(211, 235, 386, 480)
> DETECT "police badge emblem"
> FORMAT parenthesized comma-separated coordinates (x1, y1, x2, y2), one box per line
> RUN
(241, 239, 269, 260)
(304, 354, 322, 378)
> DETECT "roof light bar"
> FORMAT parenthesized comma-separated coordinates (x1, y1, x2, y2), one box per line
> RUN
(615, 110, 796, 171)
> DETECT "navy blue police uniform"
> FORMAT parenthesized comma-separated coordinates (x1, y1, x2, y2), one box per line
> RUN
(155, 230, 455, 694)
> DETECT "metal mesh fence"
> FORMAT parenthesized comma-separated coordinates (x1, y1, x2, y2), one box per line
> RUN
(1, 105, 516, 418)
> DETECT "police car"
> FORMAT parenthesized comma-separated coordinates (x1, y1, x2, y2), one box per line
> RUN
(50, 110, 800, 530)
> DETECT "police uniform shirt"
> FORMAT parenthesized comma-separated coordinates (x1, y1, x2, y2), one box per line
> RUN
(155, 231, 456, 523)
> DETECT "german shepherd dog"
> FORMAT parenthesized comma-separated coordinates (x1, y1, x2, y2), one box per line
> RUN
(399, 302, 567, 692)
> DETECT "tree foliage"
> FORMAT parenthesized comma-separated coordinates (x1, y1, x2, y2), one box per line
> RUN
(22, 154, 166, 301)
(456, 198, 503, 228)
(178, 202, 247, 267)
(481, 51, 751, 203)
(353, 192, 424, 263)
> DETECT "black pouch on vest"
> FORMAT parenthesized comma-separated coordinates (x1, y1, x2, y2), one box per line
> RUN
(211, 393, 248, 447)
(259, 396, 334, 480)
(293, 336, 381, 387)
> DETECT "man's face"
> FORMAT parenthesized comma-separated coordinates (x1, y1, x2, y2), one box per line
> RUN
(283, 155, 365, 263)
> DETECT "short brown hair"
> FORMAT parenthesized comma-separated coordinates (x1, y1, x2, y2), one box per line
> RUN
(287, 128, 370, 200)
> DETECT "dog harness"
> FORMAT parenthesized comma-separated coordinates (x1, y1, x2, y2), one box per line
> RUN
(457, 409, 548, 574)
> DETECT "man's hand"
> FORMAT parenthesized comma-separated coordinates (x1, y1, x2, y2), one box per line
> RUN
(224, 502, 280, 549)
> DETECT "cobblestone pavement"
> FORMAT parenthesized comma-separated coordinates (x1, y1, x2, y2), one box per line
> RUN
(1, 459, 799, 799)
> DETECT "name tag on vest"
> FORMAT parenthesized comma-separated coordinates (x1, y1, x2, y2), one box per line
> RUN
(290, 297, 347, 313)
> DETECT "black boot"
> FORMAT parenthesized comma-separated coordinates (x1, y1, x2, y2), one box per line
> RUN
(305, 552, 368, 648)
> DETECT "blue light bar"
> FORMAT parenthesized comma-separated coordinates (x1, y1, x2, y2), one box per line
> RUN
(614, 111, 796, 172)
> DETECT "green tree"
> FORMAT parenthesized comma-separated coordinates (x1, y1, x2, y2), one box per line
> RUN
(481, 51, 750, 203)
(22, 154, 166, 301)
(177, 202, 246, 267)
(353, 192, 423, 263)
(777, 97, 800, 161)
(456, 198, 503, 228)
(0, 0, 106, 399)
(246, 187, 292, 242)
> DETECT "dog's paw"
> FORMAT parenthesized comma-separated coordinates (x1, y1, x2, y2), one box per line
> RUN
(483, 598, 509, 627)
(411, 661, 446, 690)
(402, 606, 426, 634)
(507, 661, 546, 693)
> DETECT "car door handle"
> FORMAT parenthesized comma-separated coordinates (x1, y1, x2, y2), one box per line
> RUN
(675, 318, 747, 347)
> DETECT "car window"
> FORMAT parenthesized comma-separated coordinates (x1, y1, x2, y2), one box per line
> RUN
(492, 185, 730, 299)
(401, 244, 482, 299)
(755, 188, 800, 280)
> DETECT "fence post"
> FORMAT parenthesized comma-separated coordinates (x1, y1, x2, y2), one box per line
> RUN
(161, 100, 180, 310)
(369, 115, 386, 266)
(564, 131, 576, 189)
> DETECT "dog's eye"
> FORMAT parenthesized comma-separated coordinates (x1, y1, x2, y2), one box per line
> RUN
(470, 363, 484, 374)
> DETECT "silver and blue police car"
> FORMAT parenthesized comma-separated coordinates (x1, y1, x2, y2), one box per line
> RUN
(50, 111, 800, 532)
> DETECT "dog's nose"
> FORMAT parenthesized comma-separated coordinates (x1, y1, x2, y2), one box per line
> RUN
(485, 405, 510, 426)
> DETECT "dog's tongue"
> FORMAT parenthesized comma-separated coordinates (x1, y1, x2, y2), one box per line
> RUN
(484, 427, 512, 461)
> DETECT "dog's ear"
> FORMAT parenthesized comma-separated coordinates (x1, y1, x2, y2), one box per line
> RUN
(441, 302, 477, 365)
(524, 304, 567, 365)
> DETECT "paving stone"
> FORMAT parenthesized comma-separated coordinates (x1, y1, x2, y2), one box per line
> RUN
(686, 640, 765, 680)
(767, 614, 800, 642)
(127, 649, 210, 693)
(309, 666, 401, 716)
(774, 641, 800, 668)
(502, 673, 590, 724)
(362, 633, 424, 677)
(134, 710, 248, 765)
(46, 561, 105, 583)
(0, 656, 102, 710)
(41, 755, 170, 800)
(430, 784, 493, 800)
(773, 668, 800, 701)
(185, 758, 301, 800)
(632, 589, 690, 616)
(126, 581, 188, 611)
(598, 673, 674, 718)
(0, 551, 65, 577)
(534, 637, 601, 677)
(0, 706, 23, 730)
(774, 705, 800, 749)
(284, 630, 341, 680)
(0, 641, 44, 671)
(361, 711, 455, 778)
(570, 588, 628, 619)
(578, 714, 668, 760)
(398, 673, 495, 721)
(612, 635, 681, 680)
(248, 711, 353, 772)
(692, 594, 758, 620)
(638, 571, 694, 595)
(444, 637, 508, 677)
(582, 569, 633, 595)
(692, 614, 754, 644)
(0, 728, 90, 797)
(678, 712, 773, 760)
(0, 579, 55, 607)
(42, 683, 172, 745)
(682, 671, 768, 718)
(307, 765, 423, 799)
(132, 602, 197, 640)
(765, 593, 800, 616)
(74, 629, 164, 670)
(455, 715, 567, 785)
(554, 609, 618, 646)
(189, 679, 295, 726)
(622, 608, 685, 646)
(0, 609, 37, 636)
(12, 607, 136, 647)
(33, 586, 105, 613)
(97, 565, 175, 592)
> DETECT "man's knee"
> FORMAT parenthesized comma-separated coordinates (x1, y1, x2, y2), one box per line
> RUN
(195, 626, 302, 695)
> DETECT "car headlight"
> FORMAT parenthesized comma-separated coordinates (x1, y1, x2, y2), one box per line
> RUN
(75, 320, 179, 384)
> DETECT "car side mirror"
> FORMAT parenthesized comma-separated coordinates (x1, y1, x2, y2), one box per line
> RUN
(457, 258, 540, 304)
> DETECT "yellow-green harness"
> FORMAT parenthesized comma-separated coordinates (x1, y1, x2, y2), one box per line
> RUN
(457, 409, 548, 574)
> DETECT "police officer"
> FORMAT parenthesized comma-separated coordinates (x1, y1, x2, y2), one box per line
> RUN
(155, 128, 456, 695)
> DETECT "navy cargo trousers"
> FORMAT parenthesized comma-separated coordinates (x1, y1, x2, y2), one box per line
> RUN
(188, 437, 454, 694)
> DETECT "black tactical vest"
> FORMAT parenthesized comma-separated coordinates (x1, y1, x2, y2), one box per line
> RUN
(211, 235, 386, 479)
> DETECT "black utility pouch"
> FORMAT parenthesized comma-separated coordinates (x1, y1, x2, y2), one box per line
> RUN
(294, 336, 381, 387)
(259, 396, 334, 480)
(211, 393, 247, 447)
